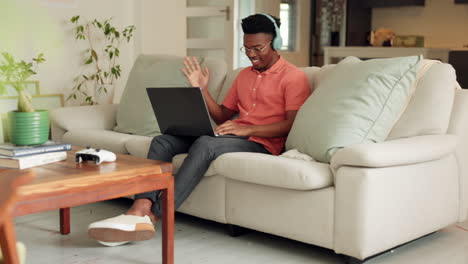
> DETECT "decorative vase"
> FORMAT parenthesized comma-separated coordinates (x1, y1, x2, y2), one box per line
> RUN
(330, 31, 340, 46)
(8, 110, 50, 145)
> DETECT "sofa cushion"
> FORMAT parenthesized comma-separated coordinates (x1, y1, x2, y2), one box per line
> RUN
(286, 56, 421, 163)
(387, 62, 456, 139)
(302, 65, 335, 92)
(124, 136, 153, 158)
(114, 54, 227, 137)
(216, 67, 245, 104)
(213, 152, 333, 190)
(63, 129, 136, 154)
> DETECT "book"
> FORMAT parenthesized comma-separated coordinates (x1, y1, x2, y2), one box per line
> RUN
(0, 151, 68, 169)
(0, 141, 72, 157)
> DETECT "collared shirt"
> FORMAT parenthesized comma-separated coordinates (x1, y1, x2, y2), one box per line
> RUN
(222, 56, 310, 155)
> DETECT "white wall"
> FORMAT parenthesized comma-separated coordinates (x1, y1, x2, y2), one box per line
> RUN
(138, 0, 187, 56)
(0, 0, 135, 105)
(0, 0, 187, 105)
(372, 0, 468, 49)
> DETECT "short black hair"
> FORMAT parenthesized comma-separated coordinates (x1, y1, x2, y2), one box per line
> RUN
(241, 14, 281, 39)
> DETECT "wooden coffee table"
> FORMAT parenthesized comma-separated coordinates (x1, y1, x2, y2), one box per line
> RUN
(3, 148, 174, 264)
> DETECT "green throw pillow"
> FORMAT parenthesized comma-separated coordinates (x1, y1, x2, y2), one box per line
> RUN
(114, 54, 193, 136)
(286, 56, 421, 163)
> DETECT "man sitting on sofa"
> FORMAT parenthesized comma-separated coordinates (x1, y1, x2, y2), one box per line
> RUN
(87, 13, 311, 246)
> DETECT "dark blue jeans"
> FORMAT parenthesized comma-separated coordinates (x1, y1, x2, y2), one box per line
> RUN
(135, 135, 270, 217)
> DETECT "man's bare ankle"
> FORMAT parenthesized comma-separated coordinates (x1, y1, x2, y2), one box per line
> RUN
(126, 198, 158, 223)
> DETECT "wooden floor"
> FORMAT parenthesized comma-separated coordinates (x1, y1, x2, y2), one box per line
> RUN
(13, 198, 468, 264)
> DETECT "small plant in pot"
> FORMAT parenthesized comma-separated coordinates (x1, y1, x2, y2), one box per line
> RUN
(68, 15, 135, 105)
(0, 52, 48, 146)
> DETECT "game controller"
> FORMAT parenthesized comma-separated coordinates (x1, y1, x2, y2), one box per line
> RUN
(75, 146, 117, 165)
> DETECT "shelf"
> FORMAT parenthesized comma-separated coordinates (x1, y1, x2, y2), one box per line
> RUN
(323, 46, 450, 65)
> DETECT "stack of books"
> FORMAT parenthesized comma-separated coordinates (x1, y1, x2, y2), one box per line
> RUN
(0, 141, 72, 169)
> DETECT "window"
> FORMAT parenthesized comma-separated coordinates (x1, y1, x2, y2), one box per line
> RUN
(279, 0, 297, 51)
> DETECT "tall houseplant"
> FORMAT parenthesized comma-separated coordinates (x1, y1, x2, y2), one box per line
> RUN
(0, 52, 49, 145)
(68, 16, 135, 105)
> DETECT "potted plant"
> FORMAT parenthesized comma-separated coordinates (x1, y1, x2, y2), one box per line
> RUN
(68, 15, 136, 105)
(0, 52, 48, 145)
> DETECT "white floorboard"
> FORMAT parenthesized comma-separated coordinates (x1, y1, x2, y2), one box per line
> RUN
(13, 199, 468, 264)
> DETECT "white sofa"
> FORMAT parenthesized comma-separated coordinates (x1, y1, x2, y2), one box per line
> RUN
(50, 56, 468, 261)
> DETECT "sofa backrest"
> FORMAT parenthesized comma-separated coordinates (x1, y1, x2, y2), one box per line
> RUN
(114, 54, 227, 137)
(216, 66, 321, 103)
(221, 62, 456, 142)
(216, 67, 245, 104)
(387, 63, 456, 139)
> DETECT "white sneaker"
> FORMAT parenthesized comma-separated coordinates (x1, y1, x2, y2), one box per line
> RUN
(88, 214, 155, 246)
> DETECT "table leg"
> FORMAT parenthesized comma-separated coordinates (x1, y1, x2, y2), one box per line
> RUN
(60, 208, 70, 235)
(0, 216, 20, 264)
(161, 178, 174, 264)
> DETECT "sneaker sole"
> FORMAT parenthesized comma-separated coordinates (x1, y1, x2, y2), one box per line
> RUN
(88, 223, 155, 242)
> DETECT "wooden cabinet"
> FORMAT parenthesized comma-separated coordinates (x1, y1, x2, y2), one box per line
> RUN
(449, 51, 468, 89)
(309, 0, 371, 66)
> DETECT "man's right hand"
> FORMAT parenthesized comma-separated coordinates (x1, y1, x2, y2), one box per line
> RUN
(182, 56, 210, 92)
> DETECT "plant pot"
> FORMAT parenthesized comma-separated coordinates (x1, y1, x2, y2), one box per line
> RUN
(8, 110, 50, 146)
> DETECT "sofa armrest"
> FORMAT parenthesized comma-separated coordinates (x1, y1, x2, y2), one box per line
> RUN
(334, 155, 459, 259)
(330, 134, 457, 171)
(50, 104, 118, 142)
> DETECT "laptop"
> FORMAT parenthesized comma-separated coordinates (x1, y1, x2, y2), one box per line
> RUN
(146, 87, 247, 138)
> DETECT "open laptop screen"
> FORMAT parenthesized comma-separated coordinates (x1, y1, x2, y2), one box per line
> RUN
(146, 87, 216, 137)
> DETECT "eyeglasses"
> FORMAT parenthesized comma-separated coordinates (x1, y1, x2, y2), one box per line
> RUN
(240, 41, 272, 55)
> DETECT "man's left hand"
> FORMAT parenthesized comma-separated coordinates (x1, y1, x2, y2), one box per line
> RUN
(215, 120, 252, 137)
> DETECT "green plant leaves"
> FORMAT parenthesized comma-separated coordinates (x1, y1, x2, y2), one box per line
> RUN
(0, 52, 45, 112)
(71, 15, 80, 23)
(69, 16, 136, 105)
(91, 49, 98, 61)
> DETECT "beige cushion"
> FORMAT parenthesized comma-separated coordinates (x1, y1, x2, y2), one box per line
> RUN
(124, 136, 153, 158)
(303, 64, 335, 92)
(299, 66, 320, 92)
(114, 54, 227, 136)
(62, 129, 135, 154)
(388, 63, 456, 139)
(214, 152, 333, 190)
(287, 56, 421, 163)
(216, 67, 244, 104)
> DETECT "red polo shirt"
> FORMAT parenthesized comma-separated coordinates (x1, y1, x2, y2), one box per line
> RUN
(222, 56, 310, 155)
